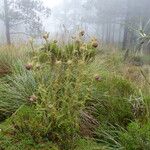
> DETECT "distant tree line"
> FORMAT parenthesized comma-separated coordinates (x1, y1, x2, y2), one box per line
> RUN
(53, 0, 150, 53)
(1, 0, 150, 53)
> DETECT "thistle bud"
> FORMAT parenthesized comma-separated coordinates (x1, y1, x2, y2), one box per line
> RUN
(91, 37, 97, 41)
(80, 45, 86, 51)
(25, 63, 33, 70)
(53, 40, 58, 43)
(73, 49, 78, 54)
(35, 63, 41, 70)
(94, 74, 101, 81)
(43, 33, 49, 40)
(75, 39, 81, 45)
(29, 37, 34, 43)
(29, 94, 37, 103)
(78, 60, 85, 65)
(67, 60, 73, 65)
(55, 60, 62, 65)
(79, 30, 85, 37)
(92, 41, 98, 48)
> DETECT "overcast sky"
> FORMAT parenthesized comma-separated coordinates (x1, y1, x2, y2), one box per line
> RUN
(43, 0, 63, 8)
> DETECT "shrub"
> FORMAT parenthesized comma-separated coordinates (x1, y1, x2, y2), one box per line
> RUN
(0, 46, 27, 77)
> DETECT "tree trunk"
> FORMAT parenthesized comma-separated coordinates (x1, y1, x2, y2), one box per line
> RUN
(101, 23, 105, 41)
(4, 0, 11, 45)
(122, 25, 128, 50)
(122, 0, 131, 50)
(106, 21, 109, 43)
(112, 21, 115, 44)
(122, 16, 130, 50)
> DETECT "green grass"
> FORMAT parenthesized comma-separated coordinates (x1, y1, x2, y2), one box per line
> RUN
(0, 61, 37, 120)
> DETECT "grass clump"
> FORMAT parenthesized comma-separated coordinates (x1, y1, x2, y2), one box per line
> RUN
(95, 121, 150, 150)
(87, 74, 136, 127)
(0, 45, 28, 77)
(0, 61, 37, 120)
(120, 121, 150, 150)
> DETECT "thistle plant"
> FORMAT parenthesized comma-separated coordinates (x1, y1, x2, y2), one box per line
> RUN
(40, 31, 98, 65)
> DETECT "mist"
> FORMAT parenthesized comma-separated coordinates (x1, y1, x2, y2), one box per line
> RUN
(0, 0, 150, 52)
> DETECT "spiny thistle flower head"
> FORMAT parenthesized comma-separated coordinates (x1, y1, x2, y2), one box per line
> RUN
(67, 60, 73, 65)
(25, 63, 33, 70)
(75, 39, 81, 45)
(73, 49, 78, 54)
(55, 60, 62, 65)
(80, 45, 86, 51)
(71, 36, 76, 39)
(29, 37, 34, 43)
(92, 41, 98, 48)
(43, 32, 49, 40)
(94, 74, 102, 81)
(91, 37, 98, 42)
(78, 60, 85, 65)
(53, 40, 58, 43)
(29, 94, 37, 103)
(35, 63, 41, 69)
(79, 30, 85, 37)
(91, 37, 99, 48)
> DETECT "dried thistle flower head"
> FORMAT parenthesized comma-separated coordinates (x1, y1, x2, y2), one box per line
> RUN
(91, 37, 98, 42)
(29, 94, 37, 103)
(73, 49, 78, 54)
(29, 37, 34, 43)
(55, 60, 62, 65)
(71, 36, 76, 39)
(94, 74, 102, 81)
(43, 32, 49, 40)
(78, 60, 85, 65)
(79, 30, 85, 37)
(80, 45, 86, 51)
(25, 63, 33, 70)
(75, 39, 81, 45)
(67, 60, 73, 65)
(92, 41, 98, 48)
(35, 63, 41, 69)
(53, 40, 58, 43)
(82, 43, 86, 46)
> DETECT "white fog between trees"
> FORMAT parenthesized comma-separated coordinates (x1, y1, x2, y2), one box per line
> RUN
(0, 0, 150, 53)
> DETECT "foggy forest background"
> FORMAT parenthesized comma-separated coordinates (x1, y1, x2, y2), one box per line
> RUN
(0, 0, 150, 53)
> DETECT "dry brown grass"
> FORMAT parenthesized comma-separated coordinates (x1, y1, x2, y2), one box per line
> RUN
(0, 45, 29, 76)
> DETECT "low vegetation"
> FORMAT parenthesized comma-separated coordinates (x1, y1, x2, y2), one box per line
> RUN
(0, 32, 150, 150)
